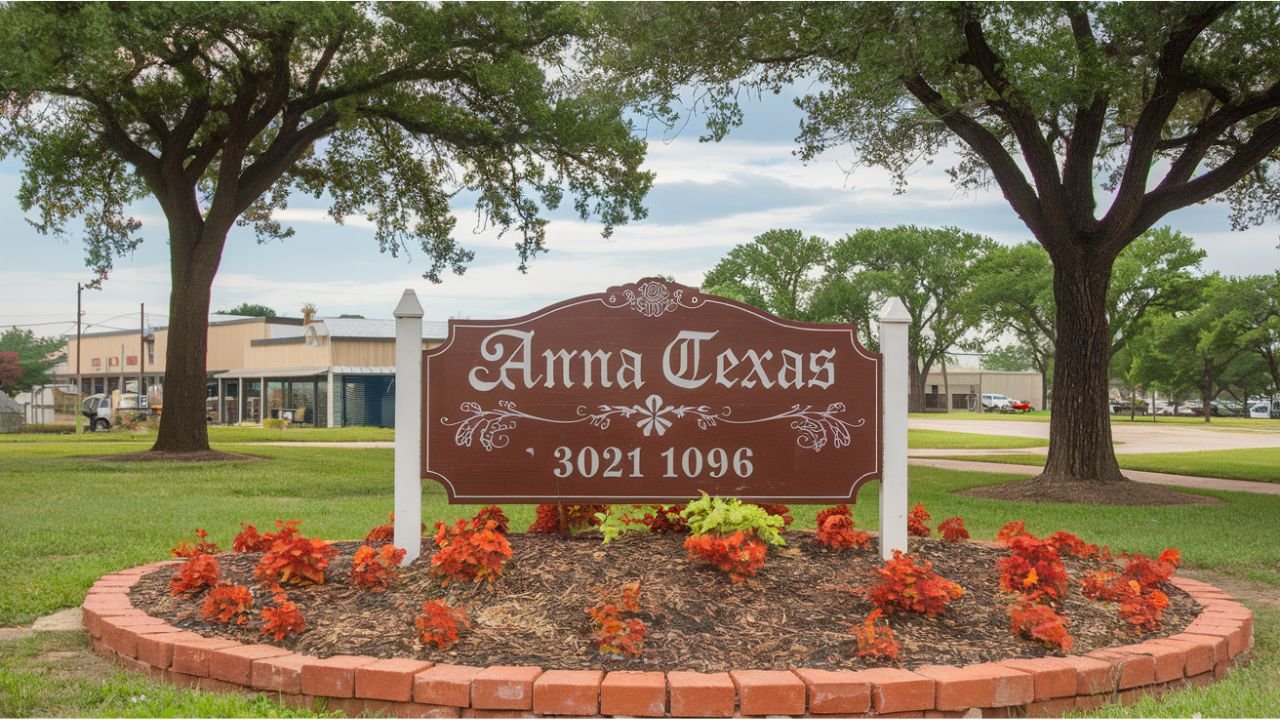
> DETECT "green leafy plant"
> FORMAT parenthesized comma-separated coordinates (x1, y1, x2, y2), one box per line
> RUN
(680, 492, 786, 546)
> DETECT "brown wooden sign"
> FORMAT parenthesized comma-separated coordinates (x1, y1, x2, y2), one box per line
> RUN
(422, 278, 881, 503)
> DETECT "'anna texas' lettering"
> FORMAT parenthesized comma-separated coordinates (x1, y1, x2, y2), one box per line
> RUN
(466, 328, 838, 392)
(423, 278, 882, 504)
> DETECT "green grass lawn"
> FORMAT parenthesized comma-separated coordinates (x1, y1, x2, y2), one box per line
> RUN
(907, 429, 1047, 449)
(0, 425, 395, 444)
(1, 439, 1277, 716)
(955, 447, 1280, 485)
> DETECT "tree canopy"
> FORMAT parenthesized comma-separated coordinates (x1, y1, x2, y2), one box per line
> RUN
(0, 328, 65, 393)
(702, 228, 827, 320)
(591, 1, 1280, 494)
(0, 2, 652, 452)
(216, 303, 277, 318)
(817, 225, 994, 412)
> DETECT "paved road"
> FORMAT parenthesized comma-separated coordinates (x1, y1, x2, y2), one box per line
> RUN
(909, 417, 1280, 455)
(910, 458, 1280, 496)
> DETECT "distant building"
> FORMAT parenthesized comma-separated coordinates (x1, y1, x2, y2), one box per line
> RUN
(57, 314, 446, 427)
(918, 368, 1044, 412)
(0, 393, 22, 433)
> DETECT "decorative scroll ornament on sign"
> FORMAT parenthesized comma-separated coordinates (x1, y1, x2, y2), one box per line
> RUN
(441, 395, 865, 452)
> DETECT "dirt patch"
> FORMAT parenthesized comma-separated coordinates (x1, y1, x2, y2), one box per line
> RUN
(962, 475, 1218, 506)
(131, 534, 1199, 672)
(88, 450, 266, 463)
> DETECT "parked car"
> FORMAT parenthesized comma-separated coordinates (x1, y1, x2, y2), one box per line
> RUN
(1008, 400, 1034, 413)
(981, 393, 1014, 412)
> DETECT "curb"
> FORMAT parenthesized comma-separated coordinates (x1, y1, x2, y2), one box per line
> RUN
(83, 562, 1253, 718)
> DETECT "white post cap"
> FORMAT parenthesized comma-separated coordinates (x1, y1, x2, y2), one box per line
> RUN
(393, 289, 424, 319)
(878, 296, 911, 324)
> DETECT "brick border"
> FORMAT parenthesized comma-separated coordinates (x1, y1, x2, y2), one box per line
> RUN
(85, 562, 1252, 718)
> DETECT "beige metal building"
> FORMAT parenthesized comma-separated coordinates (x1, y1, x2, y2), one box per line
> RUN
(58, 314, 446, 427)
(919, 368, 1045, 412)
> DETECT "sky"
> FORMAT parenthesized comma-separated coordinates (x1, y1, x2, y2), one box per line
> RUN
(2, 88, 1278, 338)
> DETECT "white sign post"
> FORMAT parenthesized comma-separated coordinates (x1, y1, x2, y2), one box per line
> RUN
(877, 297, 911, 560)
(393, 290, 424, 565)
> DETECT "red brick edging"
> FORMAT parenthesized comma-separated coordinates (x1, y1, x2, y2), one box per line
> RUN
(84, 562, 1253, 718)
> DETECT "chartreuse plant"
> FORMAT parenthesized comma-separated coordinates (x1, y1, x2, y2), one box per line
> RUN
(680, 492, 787, 546)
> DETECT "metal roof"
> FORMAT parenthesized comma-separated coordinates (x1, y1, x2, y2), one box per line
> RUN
(309, 318, 449, 340)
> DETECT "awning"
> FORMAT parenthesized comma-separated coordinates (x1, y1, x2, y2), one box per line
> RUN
(213, 367, 328, 379)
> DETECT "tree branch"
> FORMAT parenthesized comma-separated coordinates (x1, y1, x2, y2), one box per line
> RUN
(902, 74, 1050, 242)
(1099, 2, 1235, 245)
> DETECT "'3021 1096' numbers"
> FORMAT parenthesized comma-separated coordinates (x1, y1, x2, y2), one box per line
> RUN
(551, 446, 753, 479)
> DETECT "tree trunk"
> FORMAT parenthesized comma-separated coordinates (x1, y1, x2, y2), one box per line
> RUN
(151, 221, 225, 454)
(1038, 252, 1127, 483)
(907, 348, 925, 413)
(1201, 360, 1213, 424)
(941, 356, 950, 413)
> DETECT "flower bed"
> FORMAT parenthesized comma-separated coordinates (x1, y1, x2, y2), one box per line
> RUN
(85, 535, 1253, 717)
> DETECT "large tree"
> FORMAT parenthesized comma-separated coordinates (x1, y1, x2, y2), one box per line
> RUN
(815, 226, 994, 412)
(591, 2, 1280, 498)
(702, 228, 828, 319)
(0, 3, 651, 453)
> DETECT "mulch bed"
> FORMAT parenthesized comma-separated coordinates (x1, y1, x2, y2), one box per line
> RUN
(90, 450, 267, 462)
(131, 533, 1199, 672)
(963, 476, 1218, 506)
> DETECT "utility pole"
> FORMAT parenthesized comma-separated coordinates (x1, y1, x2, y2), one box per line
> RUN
(139, 303, 145, 402)
(76, 283, 82, 434)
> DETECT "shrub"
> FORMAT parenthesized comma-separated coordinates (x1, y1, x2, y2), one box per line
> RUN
(852, 609, 900, 661)
(816, 504, 851, 530)
(597, 504, 693, 543)
(683, 531, 768, 582)
(997, 535, 1070, 602)
(681, 493, 787, 546)
(253, 520, 337, 587)
(869, 551, 964, 616)
(938, 517, 970, 543)
(474, 506, 510, 534)
(364, 512, 427, 543)
(527, 504, 606, 533)
(907, 503, 931, 537)
(169, 553, 221, 596)
(996, 520, 1030, 544)
(351, 544, 407, 591)
(171, 528, 219, 558)
(259, 593, 306, 640)
(1044, 530, 1100, 559)
(1118, 586, 1171, 632)
(232, 523, 272, 553)
(1009, 596, 1073, 652)
(415, 600, 469, 650)
(815, 510, 871, 550)
(262, 418, 285, 430)
(431, 517, 512, 585)
(201, 584, 254, 625)
(587, 583, 647, 657)
(753, 503, 793, 527)
(644, 504, 689, 534)
(1081, 548, 1179, 632)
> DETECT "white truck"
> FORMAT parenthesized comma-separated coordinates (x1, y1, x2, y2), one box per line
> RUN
(81, 391, 150, 431)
